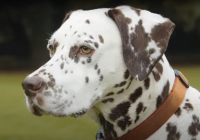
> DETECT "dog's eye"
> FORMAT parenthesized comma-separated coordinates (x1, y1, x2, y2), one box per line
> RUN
(80, 46, 92, 54)
(48, 44, 56, 57)
(49, 45, 55, 55)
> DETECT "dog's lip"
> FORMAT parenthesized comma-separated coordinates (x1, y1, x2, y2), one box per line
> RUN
(70, 109, 88, 118)
(32, 105, 43, 116)
(28, 98, 45, 116)
(27, 98, 87, 118)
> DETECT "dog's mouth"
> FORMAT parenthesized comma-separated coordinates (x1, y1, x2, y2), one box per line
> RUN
(70, 109, 87, 118)
(27, 98, 87, 118)
(32, 104, 45, 116)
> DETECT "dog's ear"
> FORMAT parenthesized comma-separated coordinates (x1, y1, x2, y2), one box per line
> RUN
(107, 7, 175, 81)
(62, 11, 73, 24)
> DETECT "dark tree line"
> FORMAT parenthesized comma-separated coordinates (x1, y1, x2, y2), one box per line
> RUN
(0, 0, 200, 70)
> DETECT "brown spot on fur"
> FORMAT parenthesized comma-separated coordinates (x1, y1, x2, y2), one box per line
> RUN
(109, 101, 131, 121)
(131, 7, 141, 16)
(114, 84, 119, 88)
(94, 42, 99, 48)
(117, 116, 132, 131)
(117, 89, 124, 94)
(130, 27, 134, 30)
(60, 62, 64, 69)
(94, 64, 98, 70)
(61, 55, 64, 60)
(38, 69, 46, 73)
(85, 76, 89, 83)
(149, 48, 156, 54)
(134, 102, 144, 124)
(156, 95, 162, 108)
(86, 19, 90, 24)
(105, 12, 109, 17)
(144, 78, 150, 89)
(99, 35, 104, 43)
(100, 75, 103, 81)
(124, 69, 130, 79)
(134, 115, 140, 123)
(126, 77, 133, 89)
(156, 62, 163, 75)
(143, 106, 147, 112)
(99, 114, 117, 139)
(136, 102, 143, 115)
(156, 81, 170, 108)
(175, 107, 182, 117)
(119, 81, 126, 87)
(87, 57, 92, 63)
(102, 98, 114, 103)
(84, 40, 93, 44)
(47, 81, 55, 88)
(58, 88, 62, 93)
(152, 71, 161, 82)
(188, 115, 200, 136)
(154, 64, 164, 81)
(166, 123, 181, 140)
(89, 35, 94, 39)
(151, 21, 175, 49)
(69, 45, 78, 59)
(149, 94, 151, 99)
(183, 103, 194, 111)
(106, 92, 114, 96)
(97, 69, 101, 75)
(125, 17, 132, 24)
(129, 87, 142, 103)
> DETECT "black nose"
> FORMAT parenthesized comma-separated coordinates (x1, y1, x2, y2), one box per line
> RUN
(22, 76, 44, 97)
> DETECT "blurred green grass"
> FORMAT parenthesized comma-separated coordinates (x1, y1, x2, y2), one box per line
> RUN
(0, 66, 199, 140)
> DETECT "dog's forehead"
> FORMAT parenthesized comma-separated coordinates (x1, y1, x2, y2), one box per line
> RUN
(55, 9, 110, 35)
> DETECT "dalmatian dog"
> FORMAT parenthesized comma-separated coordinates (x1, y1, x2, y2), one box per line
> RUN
(22, 5, 200, 140)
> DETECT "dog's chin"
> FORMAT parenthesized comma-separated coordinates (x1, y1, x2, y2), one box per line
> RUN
(70, 109, 88, 118)
(28, 104, 87, 118)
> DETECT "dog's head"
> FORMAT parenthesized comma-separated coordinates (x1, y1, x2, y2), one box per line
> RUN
(22, 6, 174, 118)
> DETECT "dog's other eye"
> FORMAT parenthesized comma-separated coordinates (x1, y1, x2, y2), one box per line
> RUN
(80, 46, 92, 54)
(49, 45, 55, 56)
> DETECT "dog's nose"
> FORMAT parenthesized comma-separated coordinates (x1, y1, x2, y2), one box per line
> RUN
(22, 76, 44, 96)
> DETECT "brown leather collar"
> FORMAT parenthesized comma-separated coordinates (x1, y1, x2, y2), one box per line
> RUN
(115, 70, 189, 140)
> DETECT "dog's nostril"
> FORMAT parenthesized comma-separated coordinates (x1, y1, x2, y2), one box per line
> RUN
(22, 76, 44, 96)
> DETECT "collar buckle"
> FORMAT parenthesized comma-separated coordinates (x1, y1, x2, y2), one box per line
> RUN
(174, 69, 189, 88)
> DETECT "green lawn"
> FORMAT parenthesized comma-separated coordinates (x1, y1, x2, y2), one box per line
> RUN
(0, 66, 199, 140)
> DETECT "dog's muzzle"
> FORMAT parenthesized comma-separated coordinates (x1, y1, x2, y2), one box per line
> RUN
(22, 75, 46, 116)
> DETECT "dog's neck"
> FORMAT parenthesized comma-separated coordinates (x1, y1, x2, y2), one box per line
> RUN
(87, 55, 175, 140)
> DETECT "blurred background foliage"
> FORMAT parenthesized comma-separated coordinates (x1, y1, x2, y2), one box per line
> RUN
(0, 0, 200, 140)
(0, 0, 200, 70)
